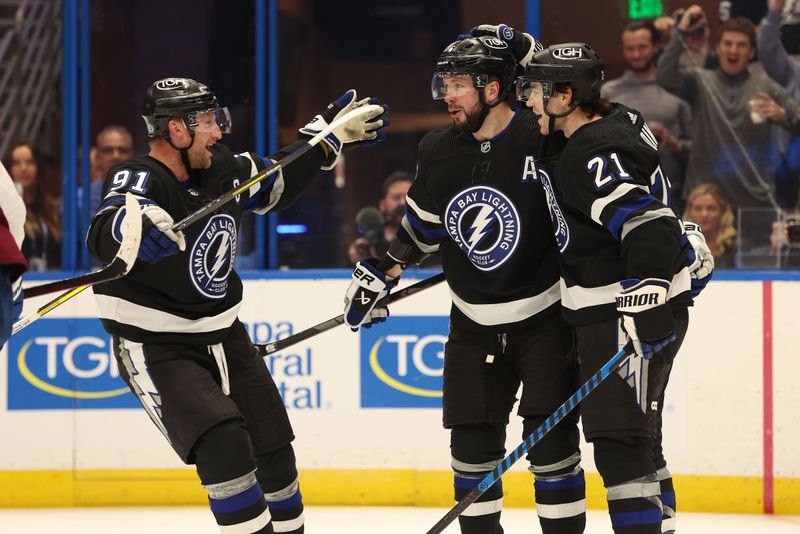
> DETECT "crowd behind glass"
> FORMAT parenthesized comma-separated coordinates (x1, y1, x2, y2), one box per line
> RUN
(7, 0, 800, 271)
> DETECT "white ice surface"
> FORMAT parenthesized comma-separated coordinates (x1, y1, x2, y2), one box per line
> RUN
(0, 507, 798, 533)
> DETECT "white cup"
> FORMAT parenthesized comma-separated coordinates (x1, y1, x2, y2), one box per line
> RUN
(749, 99, 766, 124)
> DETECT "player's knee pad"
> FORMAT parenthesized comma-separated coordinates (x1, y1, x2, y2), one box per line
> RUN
(256, 443, 299, 493)
(450, 422, 506, 466)
(194, 418, 256, 486)
(522, 415, 581, 476)
(593, 435, 656, 487)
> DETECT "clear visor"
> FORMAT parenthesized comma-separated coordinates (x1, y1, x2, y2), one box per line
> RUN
(187, 107, 232, 134)
(516, 78, 553, 103)
(430, 72, 486, 100)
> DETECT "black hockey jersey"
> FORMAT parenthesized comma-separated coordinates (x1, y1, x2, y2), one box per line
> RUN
(397, 108, 565, 333)
(86, 141, 325, 343)
(540, 103, 692, 325)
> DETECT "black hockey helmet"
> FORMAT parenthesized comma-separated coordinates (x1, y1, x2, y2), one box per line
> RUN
(516, 43, 604, 109)
(431, 36, 518, 103)
(142, 77, 231, 138)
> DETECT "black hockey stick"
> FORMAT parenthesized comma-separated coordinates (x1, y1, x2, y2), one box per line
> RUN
(425, 348, 629, 534)
(13, 194, 143, 334)
(22, 194, 143, 299)
(255, 272, 446, 355)
(172, 105, 378, 232)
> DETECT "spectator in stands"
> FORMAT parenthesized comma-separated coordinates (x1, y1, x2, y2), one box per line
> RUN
(657, 11, 800, 213)
(3, 142, 61, 271)
(769, 214, 800, 267)
(603, 19, 693, 212)
(760, 0, 800, 209)
(88, 125, 134, 216)
(684, 183, 738, 268)
(348, 171, 412, 264)
(672, 6, 717, 68)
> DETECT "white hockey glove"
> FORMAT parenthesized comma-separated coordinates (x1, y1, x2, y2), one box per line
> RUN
(683, 222, 714, 298)
(112, 203, 185, 264)
(343, 258, 398, 332)
(616, 278, 677, 360)
(299, 89, 389, 170)
(470, 23, 543, 66)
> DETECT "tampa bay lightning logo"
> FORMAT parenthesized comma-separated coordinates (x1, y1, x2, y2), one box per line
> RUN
(189, 214, 237, 299)
(445, 185, 520, 271)
(538, 169, 570, 252)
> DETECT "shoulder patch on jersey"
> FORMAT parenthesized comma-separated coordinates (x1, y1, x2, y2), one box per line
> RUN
(444, 185, 520, 271)
(189, 214, 237, 299)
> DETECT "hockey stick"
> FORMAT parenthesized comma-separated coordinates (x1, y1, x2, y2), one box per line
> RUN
(22, 193, 143, 299)
(12, 194, 142, 334)
(255, 272, 446, 355)
(172, 105, 378, 232)
(425, 348, 629, 534)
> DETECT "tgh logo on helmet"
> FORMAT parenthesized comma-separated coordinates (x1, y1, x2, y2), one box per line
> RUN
(155, 78, 187, 91)
(553, 47, 583, 60)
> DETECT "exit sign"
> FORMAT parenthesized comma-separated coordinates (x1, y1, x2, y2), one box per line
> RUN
(629, 0, 663, 18)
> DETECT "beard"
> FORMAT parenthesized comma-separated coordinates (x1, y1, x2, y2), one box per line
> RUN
(453, 99, 491, 133)
(629, 58, 654, 73)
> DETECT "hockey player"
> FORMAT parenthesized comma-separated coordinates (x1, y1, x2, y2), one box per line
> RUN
(0, 161, 27, 349)
(343, 35, 587, 534)
(518, 43, 707, 534)
(86, 78, 386, 534)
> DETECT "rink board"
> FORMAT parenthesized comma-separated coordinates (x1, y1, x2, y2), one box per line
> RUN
(1, 273, 798, 514)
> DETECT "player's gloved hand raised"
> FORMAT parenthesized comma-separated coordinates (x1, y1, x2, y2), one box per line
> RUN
(300, 89, 389, 170)
(683, 222, 714, 298)
(470, 23, 543, 66)
(343, 258, 398, 331)
(616, 278, 677, 360)
(113, 203, 186, 264)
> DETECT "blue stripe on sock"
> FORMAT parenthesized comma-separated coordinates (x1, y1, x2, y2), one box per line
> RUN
(209, 484, 264, 515)
(661, 490, 676, 508)
(535, 470, 585, 491)
(610, 508, 663, 528)
(268, 489, 302, 510)
(454, 475, 480, 490)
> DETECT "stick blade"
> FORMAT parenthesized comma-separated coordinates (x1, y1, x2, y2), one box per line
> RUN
(117, 193, 142, 272)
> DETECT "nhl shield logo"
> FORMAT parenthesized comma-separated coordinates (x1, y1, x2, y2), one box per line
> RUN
(189, 214, 238, 299)
(445, 185, 520, 271)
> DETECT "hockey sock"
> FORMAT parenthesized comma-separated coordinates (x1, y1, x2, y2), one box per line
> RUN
(206, 470, 273, 534)
(454, 471, 504, 534)
(606, 474, 663, 534)
(533, 464, 587, 534)
(195, 420, 272, 533)
(257, 446, 304, 533)
(264, 479, 304, 534)
(656, 467, 676, 533)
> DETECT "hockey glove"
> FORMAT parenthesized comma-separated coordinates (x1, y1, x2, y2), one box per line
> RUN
(343, 258, 398, 332)
(112, 203, 186, 264)
(616, 278, 677, 360)
(470, 23, 543, 66)
(299, 89, 389, 170)
(683, 222, 714, 298)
